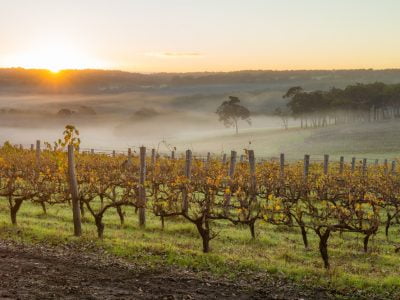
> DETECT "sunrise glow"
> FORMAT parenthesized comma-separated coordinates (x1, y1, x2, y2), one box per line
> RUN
(2, 42, 107, 72)
(1, 0, 400, 72)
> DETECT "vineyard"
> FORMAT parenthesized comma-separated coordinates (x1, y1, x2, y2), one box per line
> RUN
(1, 129, 400, 297)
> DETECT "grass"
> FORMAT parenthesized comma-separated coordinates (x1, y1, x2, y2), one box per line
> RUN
(173, 120, 400, 160)
(1, 200, 400, 298)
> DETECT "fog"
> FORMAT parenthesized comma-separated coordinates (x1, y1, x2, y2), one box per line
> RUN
(1, 73, 400, 160)
(0, 92, 292, 155)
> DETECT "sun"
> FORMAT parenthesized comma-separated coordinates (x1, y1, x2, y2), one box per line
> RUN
(3, 42, 105, 71)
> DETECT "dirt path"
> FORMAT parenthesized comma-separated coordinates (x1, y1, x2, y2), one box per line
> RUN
(0, 240, 342, 299)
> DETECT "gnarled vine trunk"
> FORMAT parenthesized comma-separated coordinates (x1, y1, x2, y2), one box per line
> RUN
(195, 220, 211, 253)
(363, 234, 371, 253)
(248, 220, 256, 239)
(316, 228, 331, 269)
(9, 198, 23, 225)
(300, 225, 308, 249)
(95, 215, 105, 239)
(116, 206, 124, 225)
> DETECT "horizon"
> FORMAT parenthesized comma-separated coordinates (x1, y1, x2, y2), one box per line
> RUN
(3, 66, 400, 75)
(1, 0, 400, 72)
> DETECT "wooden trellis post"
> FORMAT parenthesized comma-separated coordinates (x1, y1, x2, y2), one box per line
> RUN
(224, 150, 237, 215)
(151, 148, 156, 166)
(384, 159, 388, 175)
(139, 146, 146, 227)
(339, 156, 344, 174)
(304, 154, 310, 180)
(127, 148, 132, 164)
(248, 150, 256, 195)
(323, 154, 329, 175)
(351, 157, 356, 173)
(36, 140, 41, 163)
(280, 153, 285, 178)
(182, 150, 192, 213)
(362, 158, 367, 177)
(67, 144, 82, 237)
(229, 151, 237, 178)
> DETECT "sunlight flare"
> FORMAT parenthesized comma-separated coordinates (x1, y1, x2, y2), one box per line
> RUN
(3, 42, 106, 72)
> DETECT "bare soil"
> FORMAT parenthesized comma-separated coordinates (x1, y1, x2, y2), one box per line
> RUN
(0, 240, 346, 299)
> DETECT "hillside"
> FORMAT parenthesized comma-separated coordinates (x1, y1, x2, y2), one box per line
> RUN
(2, 68, 400, 95)
(171, 119, 400, 160)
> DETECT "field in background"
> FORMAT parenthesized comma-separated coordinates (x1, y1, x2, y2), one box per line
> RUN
(172, 120, 400, 161)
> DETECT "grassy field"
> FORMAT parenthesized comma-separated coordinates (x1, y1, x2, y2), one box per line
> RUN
(173, 120, 400, 161)
(1, 200, 400, 299)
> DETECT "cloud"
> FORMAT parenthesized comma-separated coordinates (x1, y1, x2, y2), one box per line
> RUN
(145, 52, 203, 58)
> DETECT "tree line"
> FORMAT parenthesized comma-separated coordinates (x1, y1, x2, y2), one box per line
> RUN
(280, 82, 400, 129)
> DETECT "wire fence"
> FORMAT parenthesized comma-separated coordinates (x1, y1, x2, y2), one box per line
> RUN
(10, 140, 398, 167)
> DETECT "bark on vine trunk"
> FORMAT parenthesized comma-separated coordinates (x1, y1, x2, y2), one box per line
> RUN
(9, 198, 23, 225)
(248, 221, 256, 239)
(161, 216, 165, 230)
(95, 215, 105, 239)
(385, 213, 392, 239)
(80, 201, 85, 218)
(10, 209, 17, 225)
(116, 206, 124, 225)
(195, 221, 210, 253)
(316, 228, 331, 269)
(363, 234, 371, 253)
(300, 225, 308, 249)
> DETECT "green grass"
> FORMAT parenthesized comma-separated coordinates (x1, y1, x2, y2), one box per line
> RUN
(1, 200, 400, 298)
(172, 120, 400, 160)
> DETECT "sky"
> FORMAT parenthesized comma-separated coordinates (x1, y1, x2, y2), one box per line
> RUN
(0, 0, 400, 73)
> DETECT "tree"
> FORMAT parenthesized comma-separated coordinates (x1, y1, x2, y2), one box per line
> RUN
(283, 87, 307, 128)
(216, 96, 251, 135)
(274, 107, 290, 129)
(283, 86, 303, 99)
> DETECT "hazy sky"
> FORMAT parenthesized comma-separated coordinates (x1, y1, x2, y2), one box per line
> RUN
(1, 0, 399, 72)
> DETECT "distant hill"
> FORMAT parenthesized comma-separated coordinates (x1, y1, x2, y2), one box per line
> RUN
(1, 68, 400, 94)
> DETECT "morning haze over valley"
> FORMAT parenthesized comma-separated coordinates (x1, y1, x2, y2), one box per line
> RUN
(1, 1, 400, 299)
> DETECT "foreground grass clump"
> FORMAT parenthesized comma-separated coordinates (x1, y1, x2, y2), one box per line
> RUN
(0, 200, 399, 298)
